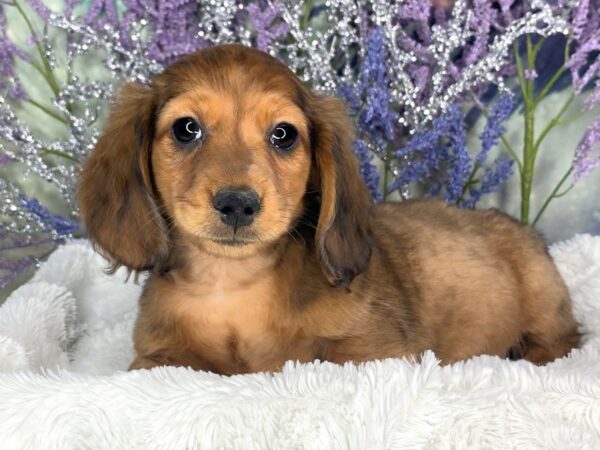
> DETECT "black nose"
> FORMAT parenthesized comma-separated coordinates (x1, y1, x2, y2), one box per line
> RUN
(213, 188, 261, 228)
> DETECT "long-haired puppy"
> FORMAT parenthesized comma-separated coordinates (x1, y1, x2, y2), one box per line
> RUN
(78, 45, 580, 374)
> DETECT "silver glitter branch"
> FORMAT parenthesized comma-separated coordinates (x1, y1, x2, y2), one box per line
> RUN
(416, 0, 571, 129)
(197, 0, 244, 45)
(266, 0, 575, 133)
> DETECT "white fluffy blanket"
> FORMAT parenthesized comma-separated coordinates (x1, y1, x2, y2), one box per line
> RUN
(1, 236, 600, 449)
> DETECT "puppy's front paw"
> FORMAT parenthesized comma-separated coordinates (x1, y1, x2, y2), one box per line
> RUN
(128, 356, 164, 371)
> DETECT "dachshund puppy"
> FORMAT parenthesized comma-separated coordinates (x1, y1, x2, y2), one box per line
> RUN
(78, 45, 580, 374)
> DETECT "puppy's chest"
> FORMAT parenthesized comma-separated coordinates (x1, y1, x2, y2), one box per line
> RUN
(167, 275, 305, 372)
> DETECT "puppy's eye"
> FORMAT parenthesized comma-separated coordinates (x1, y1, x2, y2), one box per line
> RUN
(171, 117, 203, 145)
(269, 123, 298, 152)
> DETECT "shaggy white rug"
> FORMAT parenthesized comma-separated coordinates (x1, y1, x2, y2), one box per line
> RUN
(1, 236, 600, 449)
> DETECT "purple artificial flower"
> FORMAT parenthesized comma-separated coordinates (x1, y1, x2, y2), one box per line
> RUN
(394, 0, 537, 107)
(571, 0, 591, 42)
(566, 0, 600, 105)
(407, 65, 431, 103)
(247, 2, 289, 51)
(586, 80, 600, 110)
(565, 0, 600, 183)
(398, 0, 431, 22)
(0, 230, 57, 289)
(573, 117, 600, 183)
(497, 0, 516, 21)
(567, 39, 600, 94)
(398, 0, 433, 44)
(0, 152, 12, 167)
(575, 53, 600, 97)
(524, 69, 538, 80)
(121, 0, 206, 65)
(0, 6, 29, 99)
(25, 0, 52, 20)
(85, 0, 119, 27)
(0, 254, 37, 290)
(7, 82, 27, 100)
(464, 0, 497, 66)
(65, 0, 82, 16)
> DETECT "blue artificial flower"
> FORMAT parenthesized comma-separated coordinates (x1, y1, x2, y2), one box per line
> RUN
(19, 195, 80, 237)
(338, 84, 361, 116)
(392, 105, 471, 203)
(358, 27, 396, 149)
(477, 93, 514, 166)
(338, 27, 397, 201)
(392, 96, 515, 207)
(463, 158, 514, 208)
(353, 140, 383, 201)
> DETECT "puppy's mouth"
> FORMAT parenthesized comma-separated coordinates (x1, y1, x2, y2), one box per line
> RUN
(210, 238, 252, 247)
(206, 229, 260, 247)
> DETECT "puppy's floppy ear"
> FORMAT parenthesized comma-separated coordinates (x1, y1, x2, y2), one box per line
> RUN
(78, 82, 169, 272)
(309, 95, 373, 288)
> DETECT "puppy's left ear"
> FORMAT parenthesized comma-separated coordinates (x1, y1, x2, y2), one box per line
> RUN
(309, 95, 373, 288)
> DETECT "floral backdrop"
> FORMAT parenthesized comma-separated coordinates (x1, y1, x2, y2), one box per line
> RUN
(0, 0, 599, 295)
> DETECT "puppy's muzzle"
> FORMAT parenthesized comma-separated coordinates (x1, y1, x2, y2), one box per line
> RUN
(213, 188, 261, 228)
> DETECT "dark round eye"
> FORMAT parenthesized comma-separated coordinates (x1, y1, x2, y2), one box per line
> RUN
(269, 122, 298, 151)
(171, 117, 203, 145)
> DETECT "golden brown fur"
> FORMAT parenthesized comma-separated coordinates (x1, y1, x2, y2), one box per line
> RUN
(78, 45, 580, 374)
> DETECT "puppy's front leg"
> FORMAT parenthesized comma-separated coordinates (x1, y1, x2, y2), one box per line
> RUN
(128, 350, 216, 372)
(128, 356, 164, 371)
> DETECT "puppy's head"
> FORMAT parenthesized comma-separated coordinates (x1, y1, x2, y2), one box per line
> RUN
(78, 45, 372, 286)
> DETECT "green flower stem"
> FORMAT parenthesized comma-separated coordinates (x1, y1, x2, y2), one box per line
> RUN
(532, 167, 573, 226)
(514, 42, 528, 99)
(520, 100, 535, 225)
(533, 93, 574, 152)
(473, 96, 523, 174)
(383, 145, 392, 200)
(514, 35, 578, 226)
(300, 1, 313, 30)
(557, 112, 587, 127)
(532, 37, 545, 55)
(11, 0, 62, 97)
(25, 99, 69, 124)
(525, 36, 535, 98)
(500, 135, 522, 175)
(39, 149, 79, 163)
(27, 59, 60, 95)
(534, 41, 571, 107)
(515, 37, 541, 225)
(458, 162, 480, 206)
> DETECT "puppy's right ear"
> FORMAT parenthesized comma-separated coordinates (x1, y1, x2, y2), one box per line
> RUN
(78, 82, 169, 272)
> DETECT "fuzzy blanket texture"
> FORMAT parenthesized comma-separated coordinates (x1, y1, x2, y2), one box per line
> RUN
(0, 236, 599, 449)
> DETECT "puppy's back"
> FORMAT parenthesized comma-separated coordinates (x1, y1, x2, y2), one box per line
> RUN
(369, 199, 580, 364)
